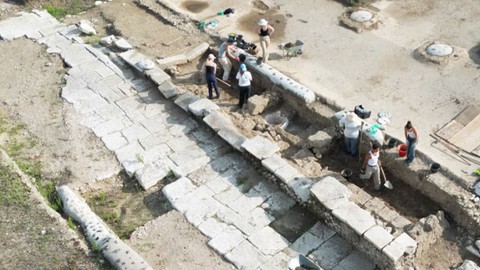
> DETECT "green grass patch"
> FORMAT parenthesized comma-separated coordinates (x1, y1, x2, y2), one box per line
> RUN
(36, 180, 62, 212)
(44, 0, 95, 19)
(0, 166, 30, 207)
(67, 216, 76, 230)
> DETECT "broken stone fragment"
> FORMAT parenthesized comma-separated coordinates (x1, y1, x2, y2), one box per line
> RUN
(78, 20, 96, 35)
(100, 35, 116, 46)
(114, 38, 133, 51)
(136, 59, 155, 70)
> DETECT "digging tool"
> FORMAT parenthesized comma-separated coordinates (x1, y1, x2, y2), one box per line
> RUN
(216, 77, 232, 88)
(358, 121, 365, 161)
(380, 165, 393, 189)
(437, 98, 460, 108)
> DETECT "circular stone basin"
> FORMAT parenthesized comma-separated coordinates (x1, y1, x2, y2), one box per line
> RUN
(426, 43, 453, 57)
(265, 113, 289, 129)
(350, 10, 373, 23)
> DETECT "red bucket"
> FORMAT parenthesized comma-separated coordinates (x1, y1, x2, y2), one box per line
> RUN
(398, 144, 407, 157)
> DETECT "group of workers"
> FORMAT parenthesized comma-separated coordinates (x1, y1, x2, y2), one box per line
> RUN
(202, 18, 275, 109)
(339, 112, 419, 191)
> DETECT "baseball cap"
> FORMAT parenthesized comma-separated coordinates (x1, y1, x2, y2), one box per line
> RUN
(240, 64, 247, 71)
(227, 37, 235, 43)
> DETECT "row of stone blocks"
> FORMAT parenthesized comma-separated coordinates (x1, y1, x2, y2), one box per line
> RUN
(117, 46, 417, 269)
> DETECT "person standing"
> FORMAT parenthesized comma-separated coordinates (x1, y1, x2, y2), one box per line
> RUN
(404, 121, 418, 164)
(202, 54, 220, 99)
(236, 64, 252, 108)
(255, 18, 274, 63)
(339, 112, 361, 157)
(218, 37, 238, 81)
(360, 143, 381, 191)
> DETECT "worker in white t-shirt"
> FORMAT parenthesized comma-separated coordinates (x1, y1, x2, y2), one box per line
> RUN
(339, 112, 361, 156)
(236, 63, 252, 109)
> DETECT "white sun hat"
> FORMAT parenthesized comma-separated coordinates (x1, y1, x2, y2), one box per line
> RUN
(258, 18, 268, 26)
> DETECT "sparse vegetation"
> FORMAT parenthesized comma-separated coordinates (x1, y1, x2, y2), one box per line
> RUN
(67, 216, 76, 230)
(0, 166, 30, 207)
(36, 180, 62, 212)
(44, 0, 95, 19)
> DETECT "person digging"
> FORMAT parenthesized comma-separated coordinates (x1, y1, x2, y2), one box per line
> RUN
(360, 142, 382, 192)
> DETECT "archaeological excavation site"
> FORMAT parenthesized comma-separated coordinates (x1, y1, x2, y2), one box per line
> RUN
(0, 0, 480, 269)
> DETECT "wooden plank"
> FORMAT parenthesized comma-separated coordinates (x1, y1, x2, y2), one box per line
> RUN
(454, 105, 480, 126)
(436, 120, 464, 140)
(449, 114, 480, 152)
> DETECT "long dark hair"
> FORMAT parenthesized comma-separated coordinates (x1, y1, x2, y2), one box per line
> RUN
(405, 121, 412, 129)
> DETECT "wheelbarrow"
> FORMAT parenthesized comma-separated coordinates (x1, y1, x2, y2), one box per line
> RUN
(279, 40, 304, 60)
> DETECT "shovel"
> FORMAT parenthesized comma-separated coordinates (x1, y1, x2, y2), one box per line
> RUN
(380, 166, 393, 189)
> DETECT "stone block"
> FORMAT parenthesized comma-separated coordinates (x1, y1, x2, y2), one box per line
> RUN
(241, 136, 280, 160)
(162, 177, 196, 203)
(308, 130, 332, 153)
(218, 128, 247, 151)
(135, 162, 168, 190)
(216, 205, 241, 225)
(259, 251, 290, 270)
(332, 201, 376, 235)
(228, 193, 267, 216)
(121, 122, 151, 143)
(456, 260, 480, 270)
(208, 225, 245, 255)
(173, 155, 211, 178)
(309, 222, 336, 244)
(289, 232, 322, 255)
(101, 131, 128, 151)
(145, 67, 170, 85)
(156, 54, 188, 68)
(390, 215, 412, 231)
(166, 136, 196, 152)
(261, 154, 289, 173)
(61, 44, 96, 67)
(203, 172, 232, 194)
(114, 38, 133, 51)
(188, 98, 220, 117)
(198, 217, 228, 239)
(253, 181, 280, 198)
(157, 80, 180, 99)
(114, 141, 145, 164)
(333, 251, 376, 270)
(118, 50, 145, 72)
(273, 163, 301, 186)
(185, 42, 209, 61)
(225, 240, 269, 270)
(382, 240, 406, 262)
(310, 234, 352, 270)
(311, 176, 351, 210)
(261, 191, 296, 214)
(364, 225, 393, 250)
(393, 232, 417, 255)
(122, 159, 145, 177)
(247, 94, 269, 115)
(249, 226, 289, 256)
(214, 186, 244, 205)
(377, 206, 400, 224)
(203, 110, 235, 132)
(184, 196, 223, 227)
(288, 177, 314, 202)
(174, 92, 201, 112)
(172, 186, 215, 214)
(233, 207, 274, 236)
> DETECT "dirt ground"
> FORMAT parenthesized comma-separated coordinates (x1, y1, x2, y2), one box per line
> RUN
(1, 0, 480, 269)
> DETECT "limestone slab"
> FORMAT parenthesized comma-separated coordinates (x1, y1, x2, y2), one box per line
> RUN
(288, 177, 313, 202)
(189, 165, 221, 187)
(259, 251, 291, 270)
(173, 155, 211, 178)
(333, 251, 375, 270)
(332, 201, 375, 235)
(208, 225, 245, 255)
(135, 162, 168, 190)
(121, 122, 151, 143)
(172, 185, 215, 214)
(382, 239, 406, 262)
(138, 133, 169, 149)
(114, 141, 145, 164)
(174, 92, 201, 112)
(289, 232, 322, 255)
(261, 154, 289, 173)
(311, 176, 351, 210)
(93, 116, 132, 137)
(162, 177, 196, 203)
(158, 80, 180, 99)
(118, 50, 145, 72)
(225, 240, 269, 270)
(61, 44, 96, 67)
(188, 98, 220, 117)
(214, 186, 244, 205)
(261, 191, 296, 214)
(274, 163, 301, 186)
(184, 196, 223, 227)
(218, 128, 247, 152)
(166, 136, 196, 152)
(233, 207, 274, 236)
(198, 217, 228, 239)
(309, 222, 336, 244)
(94, 103, 126, 121)
(241, 136, 280, 160)
(140, 117, 168, 134)
(310, 234, 352, 270)
(248, 226, 289, 256)
(185, 42, 209, 61)
(122, 159, 144, 178)
(393, 232, 417, 255)
(203, 110, 235, 132)
(156, 54, 188, 68)
(145, 67, 170, 85)
(228, 193, 267, 216)
(101, 131, 128, 151)
(364, 225, 393, 250)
